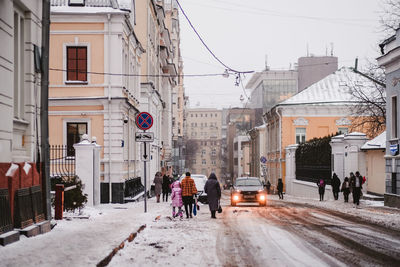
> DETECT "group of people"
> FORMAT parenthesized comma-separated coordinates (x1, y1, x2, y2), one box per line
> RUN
(317, 171, 365, 206)
(153, 171, 221, 219)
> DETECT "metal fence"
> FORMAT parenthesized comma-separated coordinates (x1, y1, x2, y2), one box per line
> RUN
(296, 165, 332, 185)
(50, 145, 76, 178)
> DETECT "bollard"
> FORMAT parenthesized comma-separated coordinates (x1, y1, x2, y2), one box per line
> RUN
(55, 184, 64, 220)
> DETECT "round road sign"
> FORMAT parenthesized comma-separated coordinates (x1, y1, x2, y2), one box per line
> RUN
(136, 112, 153, 130)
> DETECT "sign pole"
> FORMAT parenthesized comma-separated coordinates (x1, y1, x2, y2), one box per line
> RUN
(144, 140, 147, 213)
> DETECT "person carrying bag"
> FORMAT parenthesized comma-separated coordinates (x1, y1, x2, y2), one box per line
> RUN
(204, 172, 221, 219)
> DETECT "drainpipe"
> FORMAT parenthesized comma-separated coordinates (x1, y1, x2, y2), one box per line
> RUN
(275, 107, 282, 181)
(108, 14, 112, 203)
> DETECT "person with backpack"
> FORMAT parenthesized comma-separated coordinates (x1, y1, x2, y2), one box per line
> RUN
(341, 177, 350, 203)
(171, 180, 183, 218)
(204, 173, 221, 219)
(317, 178, 326, 201)
(180, 172, 198, 219)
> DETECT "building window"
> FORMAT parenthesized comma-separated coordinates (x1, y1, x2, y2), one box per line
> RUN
(13, 9, 25, 119)
(392, 96, 398, 139)
(212, 160, 216, 165)
(201, 114, 203, 117)
(191, 114, 193, 117)
(67, 122, 88, 156)
(67, 46, 87, 81)
(202, 149, 206, 155)
(215, 113, 217, 117)
(69, 0, 85, 6)
(338, 127, 348, 134)
(192, 159, 196, 164)
(205, 123, 207, 127)
(212, 149, 216, 156)
(296, 128, 306, 144)
(202, 159, 206, 165)
(211, 114, 213, 118)
(205, 114, 207, 117)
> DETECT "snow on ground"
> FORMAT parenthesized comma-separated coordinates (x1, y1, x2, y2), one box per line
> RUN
(109, 203, 221, 267)
(1, 191, 399, 267)
(277, 193, 400, 231)
(0, 198, 172, 267)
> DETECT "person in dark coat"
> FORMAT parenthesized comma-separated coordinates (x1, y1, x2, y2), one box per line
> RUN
(162, 173, 171, 202)
(153, 172, 163, 203)
(277, 178, 284, 199)
(266, 180, 271, 194)
(341, 177, 350, 203)
(350, 171, 363, 206)
(204, 173, 221, 219)
(317, 178, 326, 201)
(331, 173, 341, 200)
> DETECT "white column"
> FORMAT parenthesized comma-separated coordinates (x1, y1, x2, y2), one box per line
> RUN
(74, 134, 102, 206)
(285, 144, 298, 194)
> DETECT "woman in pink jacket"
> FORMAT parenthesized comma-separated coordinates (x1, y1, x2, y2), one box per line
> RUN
(171, 180, 183, 218)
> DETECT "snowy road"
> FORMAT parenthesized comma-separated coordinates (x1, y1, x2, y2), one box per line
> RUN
(110, 194, 400, 267)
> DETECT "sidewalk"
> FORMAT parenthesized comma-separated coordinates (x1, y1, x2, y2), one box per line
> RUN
(270, 193, 400, 231)
(0, 198, 172, 267)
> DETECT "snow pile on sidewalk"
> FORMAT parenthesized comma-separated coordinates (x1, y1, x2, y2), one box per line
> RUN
(278, 194, 400, 231)
(0, 198, 171, 266)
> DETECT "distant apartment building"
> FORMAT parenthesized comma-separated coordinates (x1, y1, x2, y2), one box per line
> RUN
(233, 135, 250, 178)
(185, 109, 222, 178)
(246, 70, 298, 113)
(245, 56, 338, 113)
(226, 108, 256, 180)
(298, 56, 338, 92)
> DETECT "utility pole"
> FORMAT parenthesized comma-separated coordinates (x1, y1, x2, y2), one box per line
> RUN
(41, 0, 51, 220)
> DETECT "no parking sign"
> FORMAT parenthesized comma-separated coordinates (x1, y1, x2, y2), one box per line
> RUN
(136, 112, 153, 131)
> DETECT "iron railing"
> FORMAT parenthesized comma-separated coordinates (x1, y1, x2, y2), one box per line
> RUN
(50, 145, 76, 178)
(14, 188, 33, 229)
(296, 165, 332, 185)
(124, 177, 144, 198)
(0, 188, 13, 234)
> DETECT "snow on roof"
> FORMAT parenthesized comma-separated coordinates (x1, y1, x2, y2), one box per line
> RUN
(361, 131, 386, 150)
(278, 67, 380, 106)
(51, 0, 129, 13)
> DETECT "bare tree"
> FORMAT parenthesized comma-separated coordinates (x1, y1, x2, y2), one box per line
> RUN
(347, 63, 386, 138)
(379, 0, 400, 34)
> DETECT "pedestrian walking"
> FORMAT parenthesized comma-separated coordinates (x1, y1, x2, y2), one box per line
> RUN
(350, 171, 363, 206)
(153, 172, 163, 203)
(341, 177, 350, 203)
(171, 180, 183, 218)
(277, 178, 284, 199)
(181, 172, 198, 218)
(317, 178, 326, 201)
(266, 180, 271, 194)
(204, 173, 221, 219)
(162, 170, 171, 202)
(331, 173, 341, 200)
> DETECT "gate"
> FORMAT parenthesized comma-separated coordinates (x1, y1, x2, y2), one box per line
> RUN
(50, 145, 76, 178)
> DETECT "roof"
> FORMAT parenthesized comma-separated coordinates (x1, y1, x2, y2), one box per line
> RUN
(361, 131, 386, 150)
(277, 67, 381, 107)
(51, 0, 130, 13)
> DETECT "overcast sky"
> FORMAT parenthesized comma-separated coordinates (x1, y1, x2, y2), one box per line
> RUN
(178, 0, 386, 108)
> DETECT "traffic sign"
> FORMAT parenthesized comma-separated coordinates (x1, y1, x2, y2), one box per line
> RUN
(136, 112, 153, 131)
(135, 132, 154, 142)
(141, 142, 150, 162)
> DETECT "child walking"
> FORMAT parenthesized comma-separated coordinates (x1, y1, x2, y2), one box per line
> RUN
(171, 180, 183, 218)
(341, 177, 350, 203)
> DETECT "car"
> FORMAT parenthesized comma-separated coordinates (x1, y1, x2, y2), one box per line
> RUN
(230, 177, 267, 206)
(179, 174, 208, 203)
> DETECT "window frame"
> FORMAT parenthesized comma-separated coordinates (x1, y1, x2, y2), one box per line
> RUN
(63, 43, 90, 84)
(63, 118, 91, 156)
(295, 127, 306, 144)
(392, 96, 398, 139)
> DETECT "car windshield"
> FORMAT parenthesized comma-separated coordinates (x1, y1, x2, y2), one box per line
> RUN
(236, 179, 261, 186)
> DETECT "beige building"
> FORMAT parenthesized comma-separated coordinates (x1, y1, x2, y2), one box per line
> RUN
(186, 108, 222, 178)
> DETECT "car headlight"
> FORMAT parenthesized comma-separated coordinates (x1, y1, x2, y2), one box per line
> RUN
(233, 195, 239, 201)
(259, 195, 266, 201)
(235, 189, 241, 193)
(258, 189, 263, 192)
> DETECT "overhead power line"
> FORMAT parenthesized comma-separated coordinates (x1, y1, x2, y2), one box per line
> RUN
(175, 0, 254, 74)
(49, 68, 228, 78)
